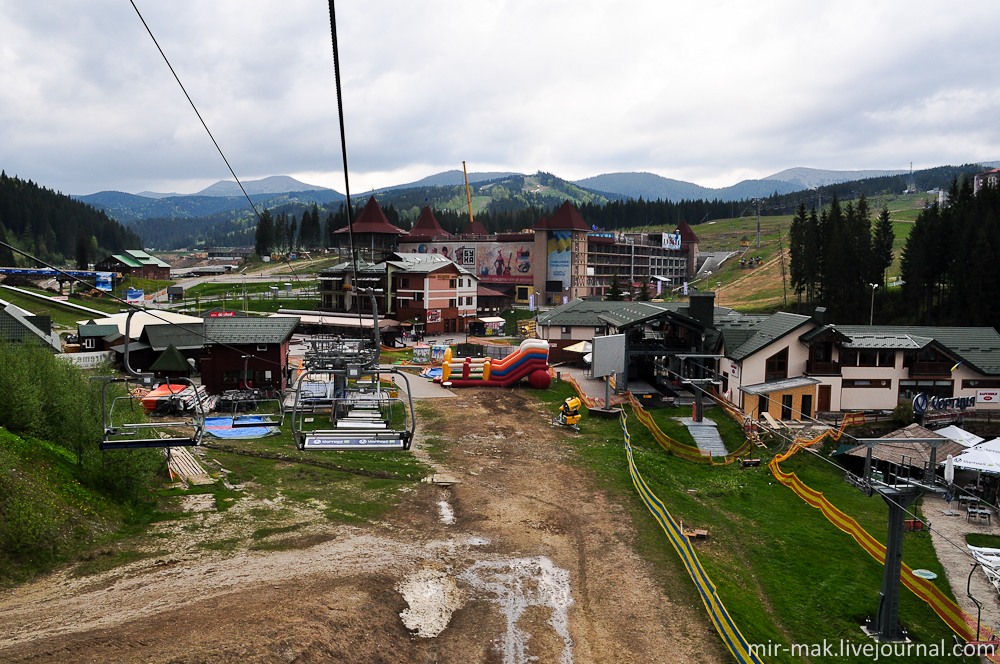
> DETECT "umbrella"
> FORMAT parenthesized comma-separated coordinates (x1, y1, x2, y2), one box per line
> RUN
(953, 447, 1000, 473)
(563, 341, 592, 354)
(945, 454, 955, 483)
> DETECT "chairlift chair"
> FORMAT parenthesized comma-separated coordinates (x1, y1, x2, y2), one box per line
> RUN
(226, 389, 285, 429)
(289, 287, 415, 451)
(97, 310, 206, 450)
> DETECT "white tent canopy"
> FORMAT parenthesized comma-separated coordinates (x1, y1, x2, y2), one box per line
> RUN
(935, 425, 984, 448)
(953, 447, 1000, 473)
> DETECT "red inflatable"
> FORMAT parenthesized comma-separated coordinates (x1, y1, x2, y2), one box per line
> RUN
(528, 369, 551, 390)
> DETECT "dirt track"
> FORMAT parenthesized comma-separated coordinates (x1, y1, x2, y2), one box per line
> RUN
(0, 388, 724, 664)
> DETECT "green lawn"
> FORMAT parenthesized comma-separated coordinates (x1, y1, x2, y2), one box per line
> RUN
(532, 382, 975, 663)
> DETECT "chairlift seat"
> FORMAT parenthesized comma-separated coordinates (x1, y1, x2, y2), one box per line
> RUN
(301, 431, 410, 450)
(231, 415, 281, 428)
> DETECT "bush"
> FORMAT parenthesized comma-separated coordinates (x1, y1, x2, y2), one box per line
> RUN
(892, 401, 914, 427)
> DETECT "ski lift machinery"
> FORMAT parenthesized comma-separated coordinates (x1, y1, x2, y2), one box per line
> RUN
(226, 355, 285, 429)
(291, 287, 415, 451)
(97, 310, 206, 450)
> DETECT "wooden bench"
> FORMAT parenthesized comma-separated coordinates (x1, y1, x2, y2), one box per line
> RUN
(740, 458, 762, 469)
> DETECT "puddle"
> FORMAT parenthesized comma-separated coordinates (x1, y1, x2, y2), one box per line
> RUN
(460, 556, 574, 664)
(397, 569, 465, 637)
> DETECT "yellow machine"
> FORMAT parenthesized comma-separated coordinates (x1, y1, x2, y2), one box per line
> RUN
(553, 396, 582, 431)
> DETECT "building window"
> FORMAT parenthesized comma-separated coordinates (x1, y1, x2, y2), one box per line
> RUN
(466, 296, 473, 305)
(416, 292, 424, 301)
(449, 298, 456, 308)
(84, 338, 95, 350)
(843, 379, 892, 388)
(877, 350, 896, 367)
(449, 279, 456, 288)
(964, 379, 1000, 389)
(781, 394, 793, 420)
(765, 348, 788, 382)
(399, 277, 409, 289)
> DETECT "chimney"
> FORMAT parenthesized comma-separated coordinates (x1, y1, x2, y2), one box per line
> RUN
(813, 307, 827, 325)
(689, 291, 715, 328)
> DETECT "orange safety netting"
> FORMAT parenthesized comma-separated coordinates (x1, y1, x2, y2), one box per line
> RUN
(771, 432, 1000, 656)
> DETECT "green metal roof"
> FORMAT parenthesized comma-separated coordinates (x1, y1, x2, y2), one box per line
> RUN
(837, 325, 1000, 375)
(142, 323, 205, 351)
(726, 312, 813, 361)
(79, 323, 120, 338)
(204, 316, 299, 345)
(149, 343, 191, 372)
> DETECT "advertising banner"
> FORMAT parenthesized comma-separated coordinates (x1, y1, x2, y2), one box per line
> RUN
(546, 231, 572, 289)
(96, 273, 113, 291)
(427, 309, 442, 324)
(662, 232, 682, 250)
(978, 389, 1000, 404)
(528, 294, 535, 311)
(399, 240, 532, 284)
(126, 288, 144, 304)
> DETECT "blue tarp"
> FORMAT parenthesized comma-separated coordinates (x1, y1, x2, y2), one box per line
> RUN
(204, 416, 279, 439)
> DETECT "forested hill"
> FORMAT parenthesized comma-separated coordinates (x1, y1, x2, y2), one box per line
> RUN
(0, 172, 142, 266)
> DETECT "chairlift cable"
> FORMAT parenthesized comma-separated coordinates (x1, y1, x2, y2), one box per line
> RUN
(0, 239, 285, 370)
(327, 0, 366, 335)
(128, 0, 263, 227)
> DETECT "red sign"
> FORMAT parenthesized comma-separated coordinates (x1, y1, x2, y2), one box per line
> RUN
(209, 311, 236, 317)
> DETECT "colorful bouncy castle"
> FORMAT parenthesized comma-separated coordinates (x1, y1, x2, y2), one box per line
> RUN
(436, 339, 551, 389)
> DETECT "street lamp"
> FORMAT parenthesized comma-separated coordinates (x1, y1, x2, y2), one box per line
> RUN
(869, 283, 879, 325)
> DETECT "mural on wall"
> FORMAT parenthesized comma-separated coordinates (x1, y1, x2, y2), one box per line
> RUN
(546, 231, 573, 289)
(398, 241, 532, 284)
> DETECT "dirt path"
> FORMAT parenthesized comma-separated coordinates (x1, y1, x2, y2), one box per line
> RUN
(0, 389, 724, 664)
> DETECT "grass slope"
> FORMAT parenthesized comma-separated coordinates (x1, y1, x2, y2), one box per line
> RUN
(535, 382, 974, 663)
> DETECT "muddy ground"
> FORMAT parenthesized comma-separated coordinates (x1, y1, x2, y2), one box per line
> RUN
(0, 388, 725, 664)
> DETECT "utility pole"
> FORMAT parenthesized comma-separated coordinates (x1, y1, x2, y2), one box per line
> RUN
(754, 199, 762, 249)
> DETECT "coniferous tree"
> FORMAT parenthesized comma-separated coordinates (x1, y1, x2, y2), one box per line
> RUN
(274, 212, 288, 253)
(254, 209, 275, 258)
(0, 224, 16, 266)
(288, 218, 297, 252)
(607, 273, 623, 301)
(788, 203, 808, 303)
(75, 229, 90, 269)
(872, 205, 895, 288)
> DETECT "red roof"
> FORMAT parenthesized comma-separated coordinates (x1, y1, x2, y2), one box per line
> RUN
(462, 220, 489, 235)
(409, 206, 451, 237)
(534, 201, 590, 231)
(334, 196, 408, 235)
(676, 220, 700, 244)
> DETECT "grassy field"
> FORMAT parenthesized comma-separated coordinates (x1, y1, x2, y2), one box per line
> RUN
(534, 382, 974, 663)
(653, 193, 932, 312)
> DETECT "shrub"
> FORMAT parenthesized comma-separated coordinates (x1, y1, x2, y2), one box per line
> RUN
(892, 402, 914, 427)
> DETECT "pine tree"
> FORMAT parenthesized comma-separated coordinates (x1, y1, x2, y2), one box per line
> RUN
(872, 205, 895, 288)
(638, 278, 650, 301)
(75, 229, 90, 269)
(254, 209, 275, 258)
(788, 203, 807, 302)
(288, 218, 298, 251)
(607, 273, 623, 301)
(0, 224, 16, 267)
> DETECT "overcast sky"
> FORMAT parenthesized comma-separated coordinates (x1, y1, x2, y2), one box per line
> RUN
(3, 0, 1000, 196)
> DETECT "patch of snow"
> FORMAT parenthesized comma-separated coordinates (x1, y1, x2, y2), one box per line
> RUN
(438, 499, 455, 525)
(460, 556, 574, 664)
(397, 569, 464, 637)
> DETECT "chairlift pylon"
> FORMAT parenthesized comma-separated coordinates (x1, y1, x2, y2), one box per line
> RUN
(97, 310, 206, 450)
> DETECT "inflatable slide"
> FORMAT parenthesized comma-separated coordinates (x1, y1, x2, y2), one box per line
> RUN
(436, 339, 551, 389)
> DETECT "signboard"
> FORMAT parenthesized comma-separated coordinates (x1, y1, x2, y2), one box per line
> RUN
(427, 309, 442, 324)
(209, 311, 236, 317)
(662, 232, 682, 250)
(546, 230, 572, 289)
(52, 295, 68, 301)
(528, 294, 535, 311)
(592, 333, 626, 379)
(683, 281, 689, 296)
(588, 232, 615, 239)
(58, 351, 115, 368)
(126, 288, 144, 304)
(96, 273, 113, 291)
(398, 240, 532, 284)
(912, 393, 976, 414)
(729, 362, 740, 378)
(978, 390, 999, 404)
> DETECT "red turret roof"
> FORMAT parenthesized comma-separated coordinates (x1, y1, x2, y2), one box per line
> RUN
(677, 220, 700, 244)
(534, 201, 590, 231)
(462, 220, 489, 235)
(409, 206, 451, 237)
(335, 196, 408, 235)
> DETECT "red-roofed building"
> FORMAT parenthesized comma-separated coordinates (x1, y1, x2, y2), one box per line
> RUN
(407, 206, 452, 241)
(333, 196, 408, 261)
(397, 200, 689, 304)
(974, 168, 1000, 194)
(461, 220, 489, 236)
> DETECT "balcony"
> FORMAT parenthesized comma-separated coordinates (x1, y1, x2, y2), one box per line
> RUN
(806, 360, 841, 375)
(909, 361, 954, 377)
